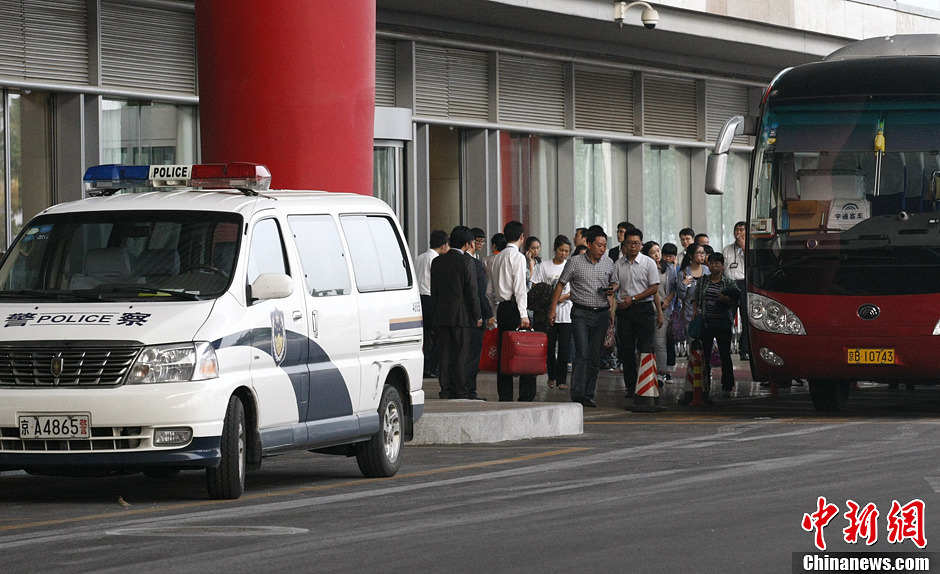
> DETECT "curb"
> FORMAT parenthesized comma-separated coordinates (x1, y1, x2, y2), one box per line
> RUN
(412, 401, 583, 445)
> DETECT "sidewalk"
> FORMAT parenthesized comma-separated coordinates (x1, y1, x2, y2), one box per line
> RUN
(412, 356, 808, 444)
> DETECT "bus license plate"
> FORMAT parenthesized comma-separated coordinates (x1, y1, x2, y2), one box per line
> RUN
(847, 348, 895, 365)
(18, 414, 91, 439)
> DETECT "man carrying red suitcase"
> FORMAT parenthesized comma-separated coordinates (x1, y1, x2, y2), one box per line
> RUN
(487, 220, 536, 402)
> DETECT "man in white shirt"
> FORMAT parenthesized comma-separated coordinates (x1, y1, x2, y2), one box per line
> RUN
(614, 227, 660, 399)
(722, 221, 749, 360)
(487, 220, 535, 401)
(415, 229, 449, 378)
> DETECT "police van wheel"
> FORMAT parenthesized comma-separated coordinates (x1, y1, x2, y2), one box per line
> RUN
(206, 395, 247, 499)
(355, 385, 403, 478)
(809, 379, 849, 412)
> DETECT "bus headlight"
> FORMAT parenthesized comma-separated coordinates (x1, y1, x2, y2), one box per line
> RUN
(748, 294, 806, 335)
(127, 342, 219, 384)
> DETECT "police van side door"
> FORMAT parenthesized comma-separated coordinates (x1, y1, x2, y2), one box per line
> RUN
(339, 214, 422, 413)
(285, 215, 360, 425)
(245, 216, 310, 438)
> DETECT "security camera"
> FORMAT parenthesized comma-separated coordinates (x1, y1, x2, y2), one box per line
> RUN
(641, 7, 658, 29)
(614, 2, 660, 30)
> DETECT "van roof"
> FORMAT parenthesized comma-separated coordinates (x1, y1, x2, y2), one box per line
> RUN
(41, 189, 396, 217)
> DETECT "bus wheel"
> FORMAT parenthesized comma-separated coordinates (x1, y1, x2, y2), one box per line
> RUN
(206, 395, 247, 499)
(808, 379, 849, 412)
(355, 385, 403, 478)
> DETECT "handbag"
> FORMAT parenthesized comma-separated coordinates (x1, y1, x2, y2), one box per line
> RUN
(670, 305, 686, 341)
(479, 327, 500, 372)
(688, 314, 705, 340)
(603, 314, 617, 351)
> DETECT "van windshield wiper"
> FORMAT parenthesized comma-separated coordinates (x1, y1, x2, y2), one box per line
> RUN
(0, 289, 105, 301)
(93, 286, 203, 301)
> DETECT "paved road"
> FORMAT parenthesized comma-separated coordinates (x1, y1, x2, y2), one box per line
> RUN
(1, 384, 938, 573)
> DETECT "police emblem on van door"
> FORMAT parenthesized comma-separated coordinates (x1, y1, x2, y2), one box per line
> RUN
(271, 309, 287, 365)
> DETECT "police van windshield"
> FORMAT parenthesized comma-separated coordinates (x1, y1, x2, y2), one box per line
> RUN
(0, 211, 242, 301)
(750, 102, 940, 296)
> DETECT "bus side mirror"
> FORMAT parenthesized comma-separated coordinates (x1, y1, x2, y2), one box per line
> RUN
(705, 115, 758, 195)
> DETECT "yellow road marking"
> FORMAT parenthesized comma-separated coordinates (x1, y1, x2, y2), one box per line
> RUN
(0, 446, 590, 533)
(587, 418, 940, 425)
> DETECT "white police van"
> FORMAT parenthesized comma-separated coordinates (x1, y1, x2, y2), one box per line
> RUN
(0, 163, 424, 499)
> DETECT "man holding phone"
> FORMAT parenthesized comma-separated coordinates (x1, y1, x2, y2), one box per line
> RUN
(550, 227, 617, 407)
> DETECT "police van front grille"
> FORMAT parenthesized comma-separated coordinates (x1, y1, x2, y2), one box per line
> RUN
(0, 344, 142, 387)
(0, 426, 144, 451)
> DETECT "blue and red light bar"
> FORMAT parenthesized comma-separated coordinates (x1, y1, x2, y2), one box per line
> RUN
(82, 163, 272, 195)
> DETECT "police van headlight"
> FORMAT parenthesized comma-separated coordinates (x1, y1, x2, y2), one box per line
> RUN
(127, 342, 219, 384)
(748, 294, 805, 335)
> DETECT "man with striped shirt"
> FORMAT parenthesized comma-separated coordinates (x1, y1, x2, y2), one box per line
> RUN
(549, 227, 618, 408)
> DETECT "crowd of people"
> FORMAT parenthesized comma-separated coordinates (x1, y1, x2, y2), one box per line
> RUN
(416, 219, 749, 408)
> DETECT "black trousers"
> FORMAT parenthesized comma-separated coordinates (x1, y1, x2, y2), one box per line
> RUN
(616, 301, 656, 394)
(735, 279, 750, 355)
(437, 325, 474, 399)
(547, 321, 572, 388)
(421, 294, 439, 375)
(702, 318, 735, 391)
(496, 300, 537, 402)
(466, 325, 485, 397)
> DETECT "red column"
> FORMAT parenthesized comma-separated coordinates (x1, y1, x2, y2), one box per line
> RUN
(195, 0, 375, 194)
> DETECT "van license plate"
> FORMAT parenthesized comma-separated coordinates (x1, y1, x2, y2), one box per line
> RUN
(847, 348, 895, 365)
(18, 414, 91, 439)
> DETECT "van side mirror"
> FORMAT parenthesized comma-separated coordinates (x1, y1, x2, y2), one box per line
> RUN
(705, 115, 758, 195)
(249, 273, 294, 301)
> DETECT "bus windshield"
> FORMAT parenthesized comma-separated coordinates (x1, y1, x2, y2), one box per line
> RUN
(750, 102, 940, 296)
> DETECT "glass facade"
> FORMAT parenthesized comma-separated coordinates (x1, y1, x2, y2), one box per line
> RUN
(3, 90, 53, 246)
(643, 145, 691, 248)
(373, 143, 403, 224)
(101, 100, 197, 166)
(705, 151, 750, 250)
(500, 132, 558, 244)
(574, 139, 627, 237)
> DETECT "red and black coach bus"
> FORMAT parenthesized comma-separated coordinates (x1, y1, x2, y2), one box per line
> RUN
(707, 35, 940, 411)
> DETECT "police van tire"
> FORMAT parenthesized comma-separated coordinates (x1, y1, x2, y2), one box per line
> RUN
(809, 379, 849, 412)
(206, 395, 247, 499)
(355, 385, 403, 478)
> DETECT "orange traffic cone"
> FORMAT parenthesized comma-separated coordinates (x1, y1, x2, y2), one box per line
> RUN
(631, 343, 666, 413)
(689, 343, 705, 406)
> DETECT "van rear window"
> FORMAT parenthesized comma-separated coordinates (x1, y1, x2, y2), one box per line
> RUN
(340, 215, 411, 292)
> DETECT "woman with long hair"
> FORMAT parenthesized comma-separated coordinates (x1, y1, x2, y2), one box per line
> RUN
(532, 235, 572, 389)
(642, 241, 676, 384)
(524, 236, 541, 289)
(677, 242, 709, 352)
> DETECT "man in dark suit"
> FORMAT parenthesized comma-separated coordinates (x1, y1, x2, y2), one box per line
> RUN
(465, 227, 494, 400)
(431, 226, 483, 399)
(608, 221, 632, 262)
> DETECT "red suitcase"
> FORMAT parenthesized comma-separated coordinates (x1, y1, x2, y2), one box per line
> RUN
(500, 329, 548, 375)
(479, 328, 500, 372)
